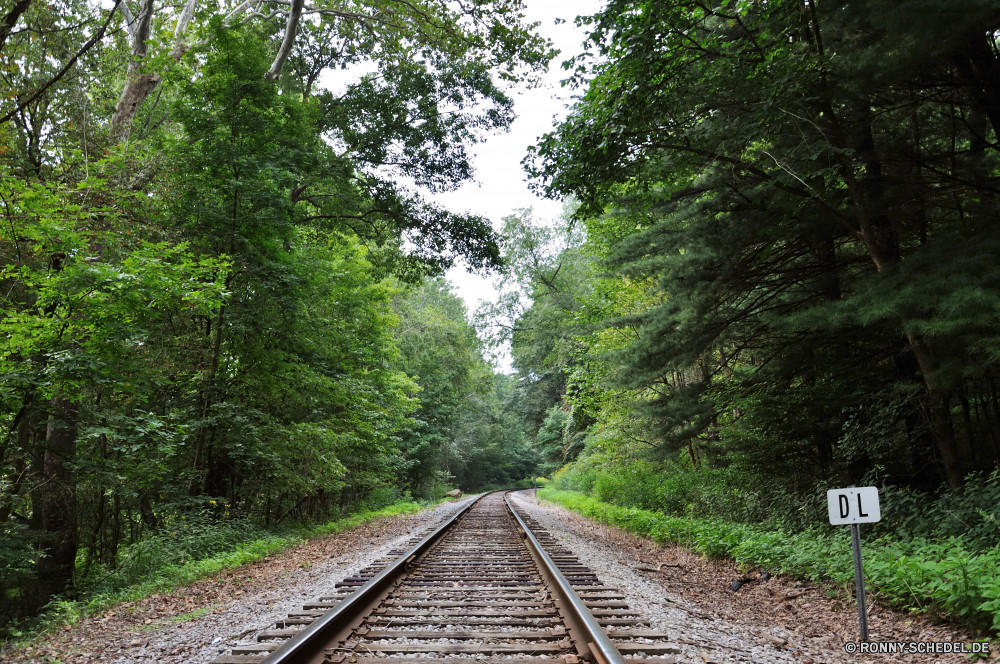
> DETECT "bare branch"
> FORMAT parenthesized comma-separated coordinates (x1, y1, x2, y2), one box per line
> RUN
(118, 0, 138, 41)
(110, 0, 157, 132)
(223, 0, 262, 24)
(170, 0, 198, 58)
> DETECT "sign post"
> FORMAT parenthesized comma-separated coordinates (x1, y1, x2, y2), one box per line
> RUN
(850, 523, 868, 640)
(827, 486, 881, 642)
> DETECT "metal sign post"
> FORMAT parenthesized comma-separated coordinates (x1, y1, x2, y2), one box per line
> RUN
(850, 523, 868, 640)
(827, 486, 880, 643)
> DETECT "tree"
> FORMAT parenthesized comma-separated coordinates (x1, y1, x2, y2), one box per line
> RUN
(394, 278, 537, 494)
(478, 208, 592, 434)
(0, 165, 228, 609)
(0, 0, 551, 616)
(529, 0, 1000, 491)
(107, 0, 553, 134)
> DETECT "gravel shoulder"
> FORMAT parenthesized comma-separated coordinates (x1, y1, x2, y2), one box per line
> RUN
(509, 491, 985, 664)
(2, 496, 478, 664)
(8, 492, 987, 664)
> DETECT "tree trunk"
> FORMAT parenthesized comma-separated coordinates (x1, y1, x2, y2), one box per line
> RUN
(0, 0, 31, 54)
(265, 0, 304, 81)
(823, 99, 966, 490)
(955, 31, 1000, 139)
(32, 395, 78, 608)
(908, 338, 965, 490)
(138, 492, 158, 533)
(191, 303, 226, 494)
(110, 0, 198, 134)
(110, 72, 161, 136)
(170, 0, 198, 59)
(109, 0, 155, 137)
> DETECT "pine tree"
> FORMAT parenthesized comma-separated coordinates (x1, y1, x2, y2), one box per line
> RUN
(529, 0, 1000, 490)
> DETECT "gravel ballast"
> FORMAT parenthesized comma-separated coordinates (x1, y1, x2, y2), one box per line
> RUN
(2, 497, 478, 664)
(509, 491, 981, 664)
(508, 492, 814, 664)
(5, 492, 985, 664)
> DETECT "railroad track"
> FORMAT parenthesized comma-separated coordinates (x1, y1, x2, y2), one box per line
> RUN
(212, 491, 680, 664)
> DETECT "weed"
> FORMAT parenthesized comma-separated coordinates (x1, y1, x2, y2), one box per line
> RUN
(4, 500, 424, 645)
(540, 488, 1000, 635)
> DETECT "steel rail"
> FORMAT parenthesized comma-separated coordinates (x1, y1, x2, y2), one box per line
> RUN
(503, 491, 628, 664)
(261, 493, 485, 664)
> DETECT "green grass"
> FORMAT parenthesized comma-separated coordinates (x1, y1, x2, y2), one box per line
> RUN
(7, 500, 424, 643)
(539, 487, 1000, 636)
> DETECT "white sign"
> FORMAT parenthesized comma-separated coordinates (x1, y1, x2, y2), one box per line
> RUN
(827, 487, 881, 525)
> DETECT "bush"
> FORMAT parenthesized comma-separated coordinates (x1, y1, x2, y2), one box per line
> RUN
(412, 483, 456, 503)
(553, 459, 1000, 544)
(553, 460, 763, 524)
(356, 486, 407, 513)
(870, 471, 1000, 550)
(5, 500, 424, 641)
(540, 488, 1000, 634)
(81, 517, 269, 594)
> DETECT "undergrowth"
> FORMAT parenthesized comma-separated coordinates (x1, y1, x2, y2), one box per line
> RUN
(5, 500, 423, 642)
(539, 488, 1000, 636)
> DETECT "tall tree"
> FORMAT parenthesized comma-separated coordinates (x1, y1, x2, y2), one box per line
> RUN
(107, 0, 552, 134)
(0, 0, 551, 617)
(529, 0, 1000, 490)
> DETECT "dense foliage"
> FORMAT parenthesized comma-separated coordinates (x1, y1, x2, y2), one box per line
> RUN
(0, 0, 549, 624)
(394, 279, 539, 495)
(6, 0, 1000, 638)
(502, 0, 1000, 532)
(541, 487, 1000, 634)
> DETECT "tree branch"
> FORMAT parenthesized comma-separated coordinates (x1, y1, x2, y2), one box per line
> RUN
(118, 0, 138, 42)
(170, 0, 198, 58)
(0, 0, 31, 54)
(264, 0, 303, 80)
(0, 0, 121, 126)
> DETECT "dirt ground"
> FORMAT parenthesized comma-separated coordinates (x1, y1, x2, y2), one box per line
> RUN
(3, 493, 994, 664)
(0, 507, 438, 663)
(532, 495, 997, 664)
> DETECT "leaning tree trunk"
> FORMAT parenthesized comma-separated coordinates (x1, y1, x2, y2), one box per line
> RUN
(265, 0, 304, 81)
(110, 0, 198, 136)
(110, 0, 300, 134)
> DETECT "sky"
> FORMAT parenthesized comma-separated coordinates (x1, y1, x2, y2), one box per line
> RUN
(432, 0, 604, 317)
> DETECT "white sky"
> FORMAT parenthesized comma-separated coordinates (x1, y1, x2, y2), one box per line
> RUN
(434, 0, 604, 316)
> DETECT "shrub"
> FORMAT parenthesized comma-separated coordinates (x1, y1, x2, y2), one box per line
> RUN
(540, 488, 1000, 634)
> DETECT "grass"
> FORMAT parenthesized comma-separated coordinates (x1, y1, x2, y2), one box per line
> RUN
(539, 487, 1000, 636)
(6, 500, 425, 643)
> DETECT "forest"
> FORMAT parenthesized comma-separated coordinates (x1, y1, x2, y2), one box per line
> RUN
(0, 0, 545, 626)
(2, 0, 1000, 638)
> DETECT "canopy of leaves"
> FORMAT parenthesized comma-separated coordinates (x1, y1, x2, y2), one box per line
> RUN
(0, 0, 548, 624)
(513, 0, 1000, 526)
